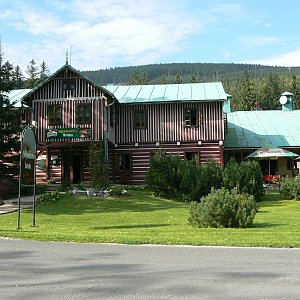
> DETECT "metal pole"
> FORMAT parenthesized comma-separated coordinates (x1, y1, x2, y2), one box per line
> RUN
(32, 139, 37, 227)
(17, 128, 24, 229)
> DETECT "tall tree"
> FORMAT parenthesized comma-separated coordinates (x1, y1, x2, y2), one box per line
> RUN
(0, 43, 20, 180)
(129, 71, 148, 85)
(238, 70, 256, 110)
(13, 65, 25, 89)
(39, 60, 50, 83)
(261, 73, 282, 110)
(290, 75, 300, 109)
(25, 59, 39, 88)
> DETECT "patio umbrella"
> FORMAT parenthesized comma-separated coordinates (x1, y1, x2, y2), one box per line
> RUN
(244, 145, 299, 175)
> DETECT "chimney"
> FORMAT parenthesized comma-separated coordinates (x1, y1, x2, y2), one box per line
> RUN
(223, 94, 231, 113)
(280, 92, 293, 111)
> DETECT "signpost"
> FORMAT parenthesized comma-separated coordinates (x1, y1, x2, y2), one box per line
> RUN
(18, 127, 37, 229)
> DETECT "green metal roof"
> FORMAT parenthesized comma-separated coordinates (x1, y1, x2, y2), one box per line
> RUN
(6, 89, 31, 107)
(105, 82, 227, 104)
(225, 110, 300, 148)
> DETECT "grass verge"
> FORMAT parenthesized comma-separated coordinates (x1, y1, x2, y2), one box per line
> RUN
(0, 190, 299, 248)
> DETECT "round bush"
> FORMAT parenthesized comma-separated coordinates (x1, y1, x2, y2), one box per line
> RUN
(280, 176, 300, 200)
(188, 188, 258, 228)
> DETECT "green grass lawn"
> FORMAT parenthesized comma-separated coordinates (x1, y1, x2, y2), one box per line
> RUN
(0, 190, 299, 248)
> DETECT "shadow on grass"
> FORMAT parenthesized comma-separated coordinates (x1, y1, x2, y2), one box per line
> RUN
(252, 222, 286, 228)
(92, 224, 171, 230)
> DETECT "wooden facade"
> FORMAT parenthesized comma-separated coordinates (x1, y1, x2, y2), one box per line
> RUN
(20, 64, 226, 185)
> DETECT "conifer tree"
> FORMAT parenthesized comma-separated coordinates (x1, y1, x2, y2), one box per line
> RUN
(0, 43, 20, 180)
(25, 59, 39, 88)
(39, 60, 50, 83)
(239, 70, 256, 110)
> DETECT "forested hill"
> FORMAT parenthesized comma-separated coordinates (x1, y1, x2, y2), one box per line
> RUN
(81, 62, 300, 111)
(80, 63, 300, 86)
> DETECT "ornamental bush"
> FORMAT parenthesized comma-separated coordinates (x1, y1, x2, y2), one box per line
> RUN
(145, 151, 183, 199)
(224, 158, 264, 201)
(280, 176, 300, 200)
(188, 188, 258, 228)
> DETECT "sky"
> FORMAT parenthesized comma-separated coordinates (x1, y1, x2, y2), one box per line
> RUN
(1, 0, 300, 74)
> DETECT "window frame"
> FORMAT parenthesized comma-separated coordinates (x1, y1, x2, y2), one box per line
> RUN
(184, 109, 199, 127)
(185, 152, 200, 164)
(76, 103, 92, 124)
(62, 80, 76, 91)
(48, 105, 62, 126)
(118, 153, 132, 172)
(133, 110, 147, 129)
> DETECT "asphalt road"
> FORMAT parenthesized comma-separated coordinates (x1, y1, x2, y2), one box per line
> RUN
(0, 238, 299, 300)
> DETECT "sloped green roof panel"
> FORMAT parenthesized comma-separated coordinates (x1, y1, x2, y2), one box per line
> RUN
(225, 110, 300, 148)
(105, 82, 227, 104)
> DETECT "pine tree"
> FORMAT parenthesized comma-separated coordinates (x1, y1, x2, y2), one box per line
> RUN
(39, 60, 50, 83)
(13, 65, 24, 89)
(261, 73, 282, 110)
(0, 43, 20, 180)
(25, 59, 39, 88)
(239, 70, 256, 110)
(290, 75, 300, 109)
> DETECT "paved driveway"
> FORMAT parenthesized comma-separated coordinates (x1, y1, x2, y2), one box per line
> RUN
(0, 238, 299, 299)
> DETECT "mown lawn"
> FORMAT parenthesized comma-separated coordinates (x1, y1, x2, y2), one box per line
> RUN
(0, 190, 299, 248)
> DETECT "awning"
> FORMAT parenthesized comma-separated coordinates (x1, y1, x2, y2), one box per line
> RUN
(245, 146, 299, 160)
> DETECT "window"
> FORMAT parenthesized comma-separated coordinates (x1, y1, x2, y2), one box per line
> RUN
(48, 105, 62, 125)
(63, 80, 76, 90)
(76, 103, 92, 124)
(134, 110, 147, 129)
(185, 109, 198, 127)
(118, 154, 131, 172)
(185, 152, 200, 164)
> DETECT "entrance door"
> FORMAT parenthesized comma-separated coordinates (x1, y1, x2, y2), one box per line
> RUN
(63, 151, 82, 184)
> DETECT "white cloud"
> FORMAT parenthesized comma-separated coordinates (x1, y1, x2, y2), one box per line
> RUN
(246, 47, 300, 67)
(242, 36, 283, 48)
(3, 0, 199, 72)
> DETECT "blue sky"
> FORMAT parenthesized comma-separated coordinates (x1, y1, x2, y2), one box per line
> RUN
(1, 0, 300, 74)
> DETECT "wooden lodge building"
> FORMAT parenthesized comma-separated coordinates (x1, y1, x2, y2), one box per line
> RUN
(16, 63, 227, 185)
(11, 63, 300, 185)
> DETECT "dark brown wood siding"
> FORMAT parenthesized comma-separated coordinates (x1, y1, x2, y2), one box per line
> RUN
(112, 142, 223, 185)
(115, 101, 224, 144)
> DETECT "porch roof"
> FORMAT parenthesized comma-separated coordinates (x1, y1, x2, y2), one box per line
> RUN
(225, 110, 300, 148)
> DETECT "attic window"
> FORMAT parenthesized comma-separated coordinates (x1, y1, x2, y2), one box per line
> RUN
(63, 80, 76, 90)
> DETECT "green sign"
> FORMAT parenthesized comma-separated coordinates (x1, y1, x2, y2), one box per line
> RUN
(46, 128, 91, 139)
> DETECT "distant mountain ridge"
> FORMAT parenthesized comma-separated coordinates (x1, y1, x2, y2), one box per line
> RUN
(80, 62, 300, 86)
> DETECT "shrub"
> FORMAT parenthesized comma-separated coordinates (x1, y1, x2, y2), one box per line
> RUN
(188, 188, 258, 228)
(224, 158, 264, 201)
(38, 192, 62, 203)
(89, 140, 109, 188)
(145, 151, 183, 199)
(280, 176, 300, 200)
